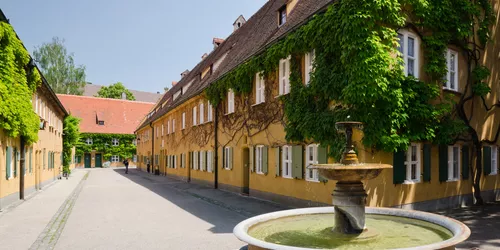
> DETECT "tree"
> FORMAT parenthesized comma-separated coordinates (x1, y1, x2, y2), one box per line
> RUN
(33, 37, 86, 95)
(96, 82, 135, 100)
(164, 86, 169, 92)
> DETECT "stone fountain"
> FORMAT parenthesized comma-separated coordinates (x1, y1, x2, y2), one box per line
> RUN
(233, 121, 470, 250)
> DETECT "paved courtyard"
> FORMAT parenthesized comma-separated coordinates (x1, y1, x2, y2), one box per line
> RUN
(0, 167, 499, 250)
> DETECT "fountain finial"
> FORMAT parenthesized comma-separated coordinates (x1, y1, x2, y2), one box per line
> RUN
(335, 121, 363, 165)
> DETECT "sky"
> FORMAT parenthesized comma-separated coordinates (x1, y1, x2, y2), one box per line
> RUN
(1, 0, 267, 93)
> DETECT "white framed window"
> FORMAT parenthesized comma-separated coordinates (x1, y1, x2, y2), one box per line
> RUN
(491, 146, 498, 175)
(111, 138, 119, 146)
(86, 138, 93, 145)
(193, 106, 197, 126)
(173, 155, 177, 169)
(255, 146, 264, 174)
(227, 90, 235, 114)
(132, 139, 137, 146)
(167, 120, 171, 134)
(35, 94, 39, 114)
(161, 139, 164, 148)
(448, 145, 461, 181)
(444, 49, 459, 91)
(255, 73, 265, 104)
(161, 124, 164, 136)
(279, 56, 291, 95)
(306, 144, 319, 181)
(224, 147, 231, 170)
(207, 102, 213, 122)
(199, 103, 204, 124)
(111, 155, 120, 162)
(207, 151, 213, 172)
(172, 119, 176, 133)
(193, 151, 199, 170)
(200, 151, 205, 171)
(282, 145, 292, 178)
(305, 50, 315, 85)
(182, 112, 186, 129)
(404, 143, 421, 183)
(397, 30, 419, 78)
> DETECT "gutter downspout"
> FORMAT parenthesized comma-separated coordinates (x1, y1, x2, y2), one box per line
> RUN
(214, 103, 219, 189)
(150, 123, 155, 174)
(20, 136, 25, 200)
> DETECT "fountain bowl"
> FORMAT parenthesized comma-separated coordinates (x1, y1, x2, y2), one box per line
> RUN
(311, 163, 392, 182)
(233, 207, 470, 250)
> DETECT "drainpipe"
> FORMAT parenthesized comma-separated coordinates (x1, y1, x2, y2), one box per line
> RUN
(214, 103, 219, 189)
(20, 136, 25, 200)
(150, 123, 157, 175)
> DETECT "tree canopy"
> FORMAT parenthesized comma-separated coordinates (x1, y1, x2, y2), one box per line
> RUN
(33, 37, 86, 95)
(96, 82, 135, 100)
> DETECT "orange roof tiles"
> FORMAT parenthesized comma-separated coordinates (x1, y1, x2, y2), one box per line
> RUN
(57, 94, 155, 135)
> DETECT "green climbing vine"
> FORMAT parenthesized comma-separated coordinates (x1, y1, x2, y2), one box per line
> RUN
(205, 0, 494, 161)
(76, 133, 136, 160)
(63, 115, 80, 173)
(0, 22, 42, 144)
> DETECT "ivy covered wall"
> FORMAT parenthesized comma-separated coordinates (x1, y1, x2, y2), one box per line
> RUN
(76, 133, 136, 160)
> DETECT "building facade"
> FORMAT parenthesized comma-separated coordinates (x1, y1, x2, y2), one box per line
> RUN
(0, 9, 68, 209)
(136, 0, 500, 211)
(58, 95, 154, 168)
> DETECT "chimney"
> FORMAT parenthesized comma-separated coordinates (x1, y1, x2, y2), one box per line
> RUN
(181, 70, 190, 78)
(156, 91, 160, 94)
(201, 53, 208, 60)
(172, 81, 178, 86)
(121, 92, 126, 100)
(233, 15, 246, 31)
(213, 37, 225, 49)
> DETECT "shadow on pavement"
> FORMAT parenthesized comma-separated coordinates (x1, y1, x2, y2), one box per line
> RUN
(439, 201, 500, 250)
(113, 168, 287, 234)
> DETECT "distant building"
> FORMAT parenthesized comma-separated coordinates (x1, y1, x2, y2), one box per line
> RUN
(57, 95, 155, 168)
(83, 84, 163, 103)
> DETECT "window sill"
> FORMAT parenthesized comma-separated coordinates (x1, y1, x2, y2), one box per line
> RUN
(274, 93, 289, 99)
(306, 179, 320, 183)
(225, 112, 235, 116)
(489, 172, 498, 176)
(403, 180, 421, 185)
(255, 171, 265, 175)
(446, 178, 459, 182)
(443, 88, 461, 95)
(282, 176, 293, 179)
(224, 168, 231, 171)
(252, 102, 265, 107)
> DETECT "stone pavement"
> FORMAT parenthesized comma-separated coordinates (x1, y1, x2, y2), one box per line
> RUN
(0, 169, 87, 250)
(1, 167, 499, 249)
(54, 168, 288, 250)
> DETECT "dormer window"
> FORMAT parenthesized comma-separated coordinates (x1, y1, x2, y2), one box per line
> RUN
(98, 120, 104, 125)
(278, 5, 287, 26)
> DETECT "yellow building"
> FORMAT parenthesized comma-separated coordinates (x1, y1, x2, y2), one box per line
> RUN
(136, 0, 500, 211)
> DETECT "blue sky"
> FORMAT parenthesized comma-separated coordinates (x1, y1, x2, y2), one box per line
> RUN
(2, 0, 267, 93)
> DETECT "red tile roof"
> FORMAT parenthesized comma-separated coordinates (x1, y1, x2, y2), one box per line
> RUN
(57, 94, 155, 135)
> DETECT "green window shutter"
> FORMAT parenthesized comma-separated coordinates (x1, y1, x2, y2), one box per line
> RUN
(203, 151, 207, 171)
(318, 146, 328, 183)
(249, 146, 254, 173)
(292, 145, 303, 179)
(6, 146, 11, 179)
(393, 150, 405, 184)
(462, 145, 469, 179)
(423, 144, 431, 182)
(275, 147, 281, 177)
(439, 145, 449, 182)
(189, 152, 193, 169)
(182, 153, 186, 168)
(29, 148, 32, 173)
(484, 146, 492, 175)
(262, 146, 268, 175)
(229, 147, 233, 170)
(13, 148, 18, 177)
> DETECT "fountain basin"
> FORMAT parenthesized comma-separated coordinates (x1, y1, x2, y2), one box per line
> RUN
(311, 164, 393, 182)
(233, 207, 470, 250)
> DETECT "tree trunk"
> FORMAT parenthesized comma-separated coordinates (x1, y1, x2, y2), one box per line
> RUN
(472, 139, 484, 205)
